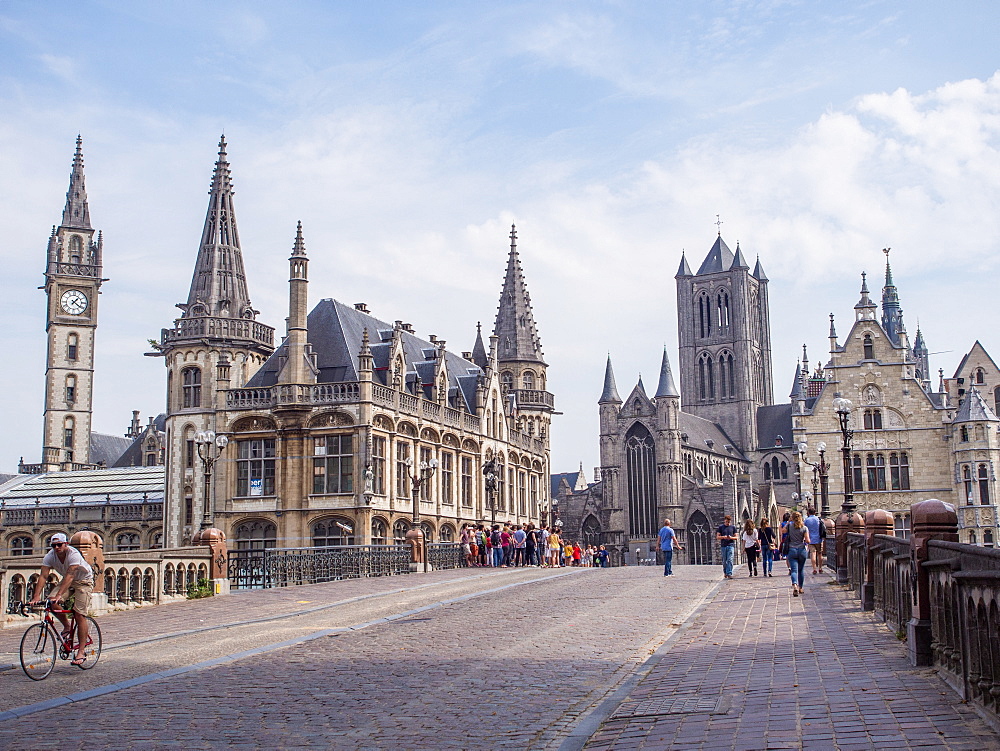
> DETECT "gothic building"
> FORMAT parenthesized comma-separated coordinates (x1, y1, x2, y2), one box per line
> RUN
(792, 252, 999, 547)
(154, 138, 553, 550)
(556, 234, 791, 565)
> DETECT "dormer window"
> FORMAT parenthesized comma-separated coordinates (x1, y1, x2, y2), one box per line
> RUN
(775, 435, 783, 447)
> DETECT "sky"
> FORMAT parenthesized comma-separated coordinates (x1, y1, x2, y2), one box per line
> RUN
(2, 1, 1000, 477)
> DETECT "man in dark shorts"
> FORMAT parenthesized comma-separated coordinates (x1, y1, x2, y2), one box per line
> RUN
(30, 533, 95, 666)
(716, 515, 738, 579)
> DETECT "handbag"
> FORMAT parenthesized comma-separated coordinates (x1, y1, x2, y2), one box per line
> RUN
(779, 535, 789, 557)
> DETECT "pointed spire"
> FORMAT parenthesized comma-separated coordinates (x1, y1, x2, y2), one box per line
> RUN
(183, 136, 257, 320)
(61, 135, 92, 229)
(655, 347, 680, 398)
(880, 247, 904, 346)
(829, 313, 837, 339)
(493, 224, 545, 364)
(599, 355, 622, 404)
(752, 255, 768, 281)
(471, 321, 489, 370)
(696, 234, 735, 275)
(291, 220, 307, 256)
(790, 362, 804, 399)
(676, 251, 692, 277)
(731, 241, 749, 269)
(855, 272, 877, 320)
(954, 384, 1000, 423)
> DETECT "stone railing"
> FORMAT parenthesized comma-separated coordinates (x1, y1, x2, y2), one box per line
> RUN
(1, 546, 216, 628)
(511, 388, 555, 410)
(836, 500, 999, 728)
(1, 500, 163, 532)
(53, 261, 100, 277)
(227, 383, 361, 410)
(162, 315, 275, 349)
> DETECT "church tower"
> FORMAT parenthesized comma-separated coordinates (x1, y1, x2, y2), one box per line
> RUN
(675, 234, 773, 452)
(40, 137, 106, 470)
(493, 224, 553, 440)
(156, 137, 275, 546)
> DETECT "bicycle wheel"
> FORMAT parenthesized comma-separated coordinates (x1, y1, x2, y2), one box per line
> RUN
(77, 616, 102, 669)
(20, 623, 57, 681)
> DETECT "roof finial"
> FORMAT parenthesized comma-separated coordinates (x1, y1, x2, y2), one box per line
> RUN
(291, 220, 307, 256)
(715, 214, 723, 235)
(509, 223, 517, 251)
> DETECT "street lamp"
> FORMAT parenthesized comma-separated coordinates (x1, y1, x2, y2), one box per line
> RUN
(833, 396, 862, 583)
(798, 441, 831, 518)
(405, 454, 438, 526)
(194, 430, 228, 530)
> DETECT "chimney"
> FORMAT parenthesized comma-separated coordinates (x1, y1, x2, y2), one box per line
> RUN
(354, 302, 369, 313)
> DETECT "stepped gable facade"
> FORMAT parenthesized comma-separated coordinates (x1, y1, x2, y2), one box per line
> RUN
(154, 141, 553, 549)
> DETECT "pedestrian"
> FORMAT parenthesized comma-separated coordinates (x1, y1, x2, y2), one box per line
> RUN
(572, 543, 582, 566)
(786, 511, 811, 596)
(742, 519, 759, 577)
(804, 508, 823, 575)
(461, 524, 474, 567)
(534, 525, 548, 566)
(779, 512, 791, 567)
(548, 528, 562, 567)
(658, 519, 683, 576)
(758, 518, 776, 577)
(475, 524, 488, 567)
(716, 514, 738, 579)
(490, 525, 504, 568)
(512, 524, 527, 567)
(500, 525, 513, 567)
(524, 524, 536, 567)
(597, 545, 610, 567)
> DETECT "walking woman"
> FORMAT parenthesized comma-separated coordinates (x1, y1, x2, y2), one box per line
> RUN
(786, 511, 811, 596)
(758, 518, 776, 577)
(742, 519, 760, 577)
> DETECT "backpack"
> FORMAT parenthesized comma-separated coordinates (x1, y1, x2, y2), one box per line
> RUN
(490, 530, 502, 547)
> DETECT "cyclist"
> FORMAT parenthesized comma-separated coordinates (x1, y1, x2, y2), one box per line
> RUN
(29, 533, 94, 666)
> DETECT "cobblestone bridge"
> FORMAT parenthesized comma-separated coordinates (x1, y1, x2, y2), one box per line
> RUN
(0, 565, 996, 750)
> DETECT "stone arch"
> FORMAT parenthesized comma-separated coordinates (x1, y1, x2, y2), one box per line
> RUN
(373, 414, 395, 431)
(439, 523, 456, 542)
(233, 518, 277, 550)
(582, 515, 602, 547)
(308, 410, 354, 428)
(392, 518, 411, 542)
(686, 509, 713, 565)
(462, 438, 480, 453)
(442, 433, 460, 448)
(311, 515, 356, 546)
(397, 421, 417, 437)
(420, 427, 440, 443)
(371, 516, 390, 544)
(231, 416, 277, 433)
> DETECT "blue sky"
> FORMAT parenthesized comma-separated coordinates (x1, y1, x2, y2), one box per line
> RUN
(2, 1, 1000, 477)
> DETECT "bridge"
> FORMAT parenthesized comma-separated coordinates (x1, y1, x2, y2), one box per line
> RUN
(0, 555, 996, 749)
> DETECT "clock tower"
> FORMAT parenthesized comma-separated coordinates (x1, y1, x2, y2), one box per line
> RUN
(39, 136, 106, 471)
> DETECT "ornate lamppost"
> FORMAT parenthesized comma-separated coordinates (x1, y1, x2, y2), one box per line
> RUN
(404, 452, 437, 572)
(482, 458, 498, 524)
(798, 441, 831, 518)
(194, 430, 228, 530)
(833, 396, 864, 583)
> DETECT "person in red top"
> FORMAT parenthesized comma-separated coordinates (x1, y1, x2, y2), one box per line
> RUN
(500, 527, 513, 567)
(572, 543, 583, 566)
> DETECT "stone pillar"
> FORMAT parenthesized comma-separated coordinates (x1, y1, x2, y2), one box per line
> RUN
(405, 528, 428, 572)
(70, 531, 107, 614)
(907, 498, 958, 666)
(862, 510, 893, 611)
(192, 527, 230, 595)
(835, 507, 865, 584)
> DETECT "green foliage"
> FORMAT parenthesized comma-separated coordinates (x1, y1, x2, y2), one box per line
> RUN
(895, 629, 907, 642)
(187, 577, 214, 599)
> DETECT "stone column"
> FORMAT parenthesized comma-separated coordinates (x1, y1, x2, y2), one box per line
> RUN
(192, 527, 230, 595)
(70, 531, 107, 614)
(405, 527, 427, 572)
(862, 509, 892, 611)
(907, 498, 958, 667)
(835, 507, 865, 584)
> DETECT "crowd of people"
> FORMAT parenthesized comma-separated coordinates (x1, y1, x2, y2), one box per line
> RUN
(459, 523, 612, 568)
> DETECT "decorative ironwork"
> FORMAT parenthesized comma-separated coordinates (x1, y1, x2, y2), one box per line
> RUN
(427, 543, 463, 570)
(227, 544, 412, 590)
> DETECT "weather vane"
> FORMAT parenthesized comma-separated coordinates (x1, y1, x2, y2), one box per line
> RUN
(715, 214, 723, 235)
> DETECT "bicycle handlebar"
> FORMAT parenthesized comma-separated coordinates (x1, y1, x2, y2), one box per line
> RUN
(17, 600, 69, 617)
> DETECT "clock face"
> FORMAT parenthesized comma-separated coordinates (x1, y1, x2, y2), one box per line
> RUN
(60, 289, 88, 315)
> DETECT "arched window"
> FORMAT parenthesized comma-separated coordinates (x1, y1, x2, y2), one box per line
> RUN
(963, 465, 973, 504)
(182, 367, 201, 408)
(150, 532, 163, 550)
(69, 235, 82, 264)
(522, 371, 535, 390)
(771, 457, 780, 480)
(985, 530, 995, 547)
(866, 453, 886, 490)
(686, 510, 712, 565)
(889, 452, 910, 490)
(697, 354, 714, 400)
(624, 423, 657, 538)
(978, 464, 990, 505)
(312, 517, 355, 547)
(500, 372, 514, 392)
(67, 333, 78, 361)
(970, 530, 978, 545)
(698, 293, 712, 338)
(994, 387, 1000, 416)
(371, 518, 388, 545)
(10, 536, 33, 556)
(582, 516, 602, 546)
(960, 426, 970, 442)
(863, 334, 874, 360)
(392, 519, 410, 543)
(779, 461, 788, 480)
(234, 520, 276, 551)
(717, 290, 730, 328)
(420, 521, 434, 542)
(975, 368, 986, 385)
(63, 416, 74, 457)
(116, 532, 141, 552)
(863, 409, 882, 430)
(725, 353, 735, 398)
(851, 454, 863, 491)
(439, 524, 455, 542)
(763, 461, 772, 481)
(65, 374, 76, 404)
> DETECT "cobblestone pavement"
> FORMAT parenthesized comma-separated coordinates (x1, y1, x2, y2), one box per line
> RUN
(583, 567, 1000, 751)
(0, 565, 720, 749)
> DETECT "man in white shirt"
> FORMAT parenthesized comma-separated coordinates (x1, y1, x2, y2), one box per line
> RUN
(30, 533, 95, 666)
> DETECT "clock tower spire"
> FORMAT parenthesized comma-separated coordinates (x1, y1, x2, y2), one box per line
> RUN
(38, 136, 106, 471)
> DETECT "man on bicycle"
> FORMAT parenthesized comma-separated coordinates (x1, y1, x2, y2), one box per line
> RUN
(29, 533, 94, 666)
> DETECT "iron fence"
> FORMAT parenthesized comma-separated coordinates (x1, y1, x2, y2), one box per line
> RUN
(426, 543, 463, 570)
(228, 544, 411, 590)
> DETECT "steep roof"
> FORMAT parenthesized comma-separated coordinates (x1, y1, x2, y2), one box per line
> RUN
(493, 224, 545, 364)
(247, 299, 483, 412)
(89, 432, 132, 467)
(954, 386, 999, 423)
(600, 356, 622, 404)
(676, 252, 693, 277)
(654, 347, 679, 398)
(696, 235, 736, 275)
(952, 341, 1000, 379)
(61, 135, 92, 230)
(756, 404, 794, 450)
(678, 413, 747, 461)
(112, 414, 167, 468)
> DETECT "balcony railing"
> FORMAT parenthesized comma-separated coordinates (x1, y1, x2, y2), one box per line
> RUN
(53, 261, 100, 278)
(1, 501, 163, 529)
(162, 315, 274, 349)
(511, 389, 555, 410)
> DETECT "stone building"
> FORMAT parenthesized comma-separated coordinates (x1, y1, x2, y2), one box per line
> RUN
(791, 253, 999, 547)
(153, 138, 553, 550)
(556, 234, 791, 564)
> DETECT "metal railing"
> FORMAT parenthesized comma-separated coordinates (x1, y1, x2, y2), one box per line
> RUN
(427, 543, 463, 570)
(227, 544, 412, 590)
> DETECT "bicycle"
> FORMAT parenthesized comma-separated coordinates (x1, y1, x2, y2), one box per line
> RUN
(18, 600, 102, 680)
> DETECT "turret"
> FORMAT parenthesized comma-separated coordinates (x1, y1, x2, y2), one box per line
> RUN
(880, 248, 905, 347)
(276, 222, 316, 386)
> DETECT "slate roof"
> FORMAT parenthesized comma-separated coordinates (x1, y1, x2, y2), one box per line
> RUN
(600, 356, 622, 403)
(655, 348, 680, 399)
(550, 471, 581, 499)
(0, 466, 165, 507)
(678, 413, 747, 461)
(952, 341, 1000, 379)
(112, 414, 167, 468)
(954, 387, 999, 423)
(246, 299, 483, 412)
(697, 235, 736, 275)
(756, 404, 794, 450)
(90, 432, 132, 467)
